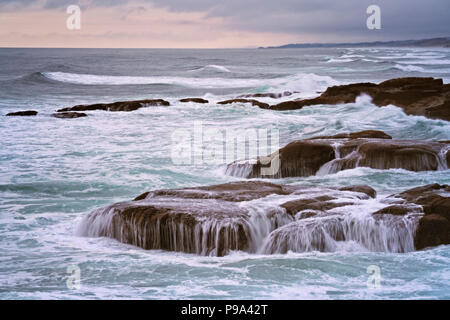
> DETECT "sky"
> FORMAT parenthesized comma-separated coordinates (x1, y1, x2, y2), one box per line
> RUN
(0, 0, 449, 48)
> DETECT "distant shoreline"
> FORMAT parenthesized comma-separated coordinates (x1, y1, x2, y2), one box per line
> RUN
(259, 37, 450, 49)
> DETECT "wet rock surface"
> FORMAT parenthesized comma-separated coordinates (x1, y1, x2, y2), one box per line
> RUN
(179, 98, 209, 104)
(267, 77, 450, 121)
(217, 99, 270, 109)
(78, 181, 450, 256)
(378, 184, 450, 250)
(6, 110, 38, 116)
(237, 91, 297, 99)
(57, 99, 170, 112)
(52, 112, 87, 119)
(225, 130, 449, 178)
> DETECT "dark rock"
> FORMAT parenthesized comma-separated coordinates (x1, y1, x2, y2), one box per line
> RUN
(237, 91, 297, 99)
(179, 98, 209, 104)
(281, 197, 353, 216)
(229, 140, 335, 179)
(269, 77, 450, 121)
(338, 185, 377, 198)
(356, 141, 441, 171)
(6, 110, 38, 116)
(80, 181, 450, 255)
(311, 130, 392, 140)
(388, 184, 450, 249)
(226, 132, 448, 178)
(373, 205, 416, 216)
(57, 99, 170, 113)
(217, 99, 270, 109)
(414, 214, 450, 250)
(134, 181, 298, 202)
(52, 112, 87, 119)
(81, 181, 302, 257)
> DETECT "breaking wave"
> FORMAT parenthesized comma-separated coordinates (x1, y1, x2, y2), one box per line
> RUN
(38, 71, 338, 93)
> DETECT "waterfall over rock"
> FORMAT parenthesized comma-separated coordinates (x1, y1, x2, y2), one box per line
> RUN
(77, 181, 450, 256)
(225, 130, 449, 179)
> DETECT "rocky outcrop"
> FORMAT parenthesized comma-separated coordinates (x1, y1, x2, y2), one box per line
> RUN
(6, 110, 38, 116)
(78, 181, 299, 256)
(237, 91, 297, 99)
(338, 185, 377, 198)
(217, 99, 270, 109)
(268, 77, 450, 121)
(375, 184, 450, 250)
(52, 112, 87, 119)
(179, 98, 209, 104)
(310, 130, 392, 140)
(57, 99, 170, 113)
(225, 130, 449, 178)
(79, 181, 449, 256)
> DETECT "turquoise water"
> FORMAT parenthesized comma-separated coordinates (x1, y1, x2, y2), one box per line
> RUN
(0, 47, 449, 299)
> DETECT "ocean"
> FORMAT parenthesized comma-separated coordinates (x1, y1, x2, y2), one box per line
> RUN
(0, 47, 449, 299)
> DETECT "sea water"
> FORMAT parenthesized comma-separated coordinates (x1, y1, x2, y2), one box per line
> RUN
(0, 47, 450, 299)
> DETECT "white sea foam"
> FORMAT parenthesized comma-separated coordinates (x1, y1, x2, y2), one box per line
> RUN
(393, 64, 426, 72)
(192, 64, 231, 73)
(326, 58, 355, 63)
(41, 71, 338, 94)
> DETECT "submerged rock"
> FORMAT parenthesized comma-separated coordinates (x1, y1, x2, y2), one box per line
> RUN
(217, 99, 270, 109)
(179, 98, 209, 104)
(225, 130, 449, 178)
(268, 77, 450, 121)
(6, 110, 38, 116)
(52, 112, 87, 119)
(78, 181, 449, 256)
(57, 99, 170, 112)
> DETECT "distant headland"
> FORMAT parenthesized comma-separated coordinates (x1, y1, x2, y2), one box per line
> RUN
(259, 37, 450, 49)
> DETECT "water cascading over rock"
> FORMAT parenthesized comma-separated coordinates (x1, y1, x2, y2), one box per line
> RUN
(77, 181, 449, 256)
(225, 130, 450, 178)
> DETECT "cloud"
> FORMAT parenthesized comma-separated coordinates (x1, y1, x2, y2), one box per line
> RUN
(0, 0, 448, 47)
(148, 0, 450, 40)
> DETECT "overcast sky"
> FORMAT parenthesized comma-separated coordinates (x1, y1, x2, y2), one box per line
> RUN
(0, 0, 449, 48)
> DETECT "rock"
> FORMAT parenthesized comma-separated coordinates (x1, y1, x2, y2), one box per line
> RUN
(356, 141, 441, 171)
(281, 197, 353, 216)
(52, 112, 87, 119)
(338, 185, 377, 198)
(269, 77, 450, 121)
(57, 99, 170, 112)
(393, 184, 450, 219)
(217, 99, 270, 109)
(134, 180, 297, 202)
(179, 98, 209, 104)
(79, 181, 300, 257)
(6, 110, 38, 116)
(414, 215, 450, 250)
(237, 91, 296, 99)
(226, 131, 449, 178)
(79, 182, 450, 255)
(373, 205, 416, 216)
(387, 184, 450, 249)
(311, 130, 392, 140)
(227, 140, 335, 179)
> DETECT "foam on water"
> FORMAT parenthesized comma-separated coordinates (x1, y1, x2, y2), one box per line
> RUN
(1, 47, 450, 299)
(40, 71, 337, 94)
